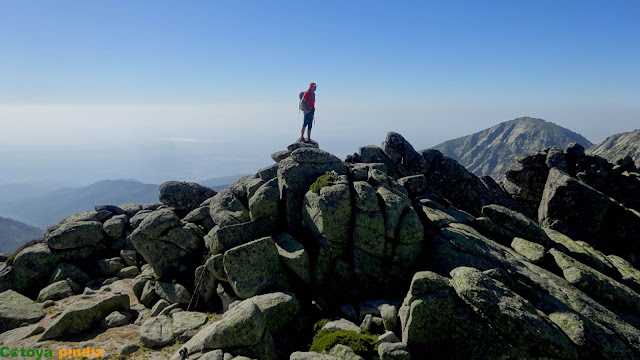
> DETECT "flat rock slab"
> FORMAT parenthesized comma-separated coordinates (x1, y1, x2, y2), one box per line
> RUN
(49, 263, 90, 286)
(0, 290, 45, 333)
(37, 280, 75, 302)
(39, 293, 130, 341)
(45, 221, 105, 250)
(151, 299, 171, 317)
(378, 342, 411, 360)
(450, 266, 577, 359)
(117, 265, 140, 278)
(174, 301, 265, 359)
(274, 233, 311, 285)
(205, 217, 276, 255)
(102, 310, 132, 328)
(326, 344, 365, 360)
(246, 292, 300, 335)
(223, 237, 289, 299)
(511, 237, 545, 264)
(482, 204, 550, 248)
(290, 352, 340, 360)
(98, 257, 126, 276)
(155, 282, 192, 305)
(0, 324, 45, 344)
(172, 311, 209, 341)
(322, 318, 362, 334)
(140, 315, 175, 348)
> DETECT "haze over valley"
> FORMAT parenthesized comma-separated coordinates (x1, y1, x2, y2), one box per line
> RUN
(2, 104, 638, 187)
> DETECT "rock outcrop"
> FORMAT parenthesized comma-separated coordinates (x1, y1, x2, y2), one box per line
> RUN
(279, 147, 348, 238)
(129, 208, 205, 279)
(503, 144, 640, 267)
(159, 181, 218, 218)
(506, 143, 640, 216)
(539, 168, 640, 263)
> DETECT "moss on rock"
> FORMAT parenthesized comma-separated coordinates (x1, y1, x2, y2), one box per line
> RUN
(309, 171, 338, 194)
(310, 329, 377, 358)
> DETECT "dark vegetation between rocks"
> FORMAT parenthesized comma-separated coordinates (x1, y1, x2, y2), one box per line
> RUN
(310, 329, 378, 357)
(309, 171, 338, 194)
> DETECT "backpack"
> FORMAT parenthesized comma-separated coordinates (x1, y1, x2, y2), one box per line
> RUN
(299, 91, 308, 113)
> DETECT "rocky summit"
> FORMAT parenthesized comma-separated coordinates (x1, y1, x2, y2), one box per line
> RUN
(1, 133, 640, 360)
(431, 117, 593, 180)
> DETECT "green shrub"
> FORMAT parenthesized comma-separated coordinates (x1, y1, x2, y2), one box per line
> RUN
(310, 329, 378, 358)
(309, 171, 338, 194)
(313, 318, 330, 334)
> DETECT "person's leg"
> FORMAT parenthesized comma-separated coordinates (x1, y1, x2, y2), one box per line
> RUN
(301, 112, 313, 142)
(300, 112, 310, 141)
(306, 110, 314, 142)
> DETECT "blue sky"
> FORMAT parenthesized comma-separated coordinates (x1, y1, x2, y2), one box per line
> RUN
(1, 1, 639, 184)
(2, 1, 639, 104)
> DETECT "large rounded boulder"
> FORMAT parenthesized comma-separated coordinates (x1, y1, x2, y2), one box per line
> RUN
(159, 181, 218, 218)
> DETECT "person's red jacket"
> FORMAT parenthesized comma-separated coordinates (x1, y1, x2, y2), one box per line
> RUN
(302, 88, 315, 110)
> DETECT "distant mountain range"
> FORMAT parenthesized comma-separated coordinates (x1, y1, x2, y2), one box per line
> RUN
(430, 117, 594, 179)
(587, 129, 640, 168)
(0, 216, 44, 254)
(0, 174, 244, 233)
(0, 180, 75, 204)
(0, 180, 161, 230)
(197, 174, 249, 189)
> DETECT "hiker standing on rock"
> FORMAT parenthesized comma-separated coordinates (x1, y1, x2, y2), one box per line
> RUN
(299, 82, 317, 144)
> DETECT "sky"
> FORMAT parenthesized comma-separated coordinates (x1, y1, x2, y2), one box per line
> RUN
(1, 0, 639, 185)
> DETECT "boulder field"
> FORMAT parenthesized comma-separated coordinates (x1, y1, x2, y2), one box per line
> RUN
(1, 133, 639, 359)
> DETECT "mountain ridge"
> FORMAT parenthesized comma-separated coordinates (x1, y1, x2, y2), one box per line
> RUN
(0, 180, 160, 229)
(431, 117, 593, 179)
(0, 175, 242, 232)
(587, 129, 640, 168)
(0, 216, 44, 254)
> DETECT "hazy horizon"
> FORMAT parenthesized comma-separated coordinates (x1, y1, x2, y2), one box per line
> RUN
(2, 1, 638, 186)
(1, 103, 639, 186)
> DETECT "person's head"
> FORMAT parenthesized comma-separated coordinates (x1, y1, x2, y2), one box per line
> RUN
(309, 82, 317, 92)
